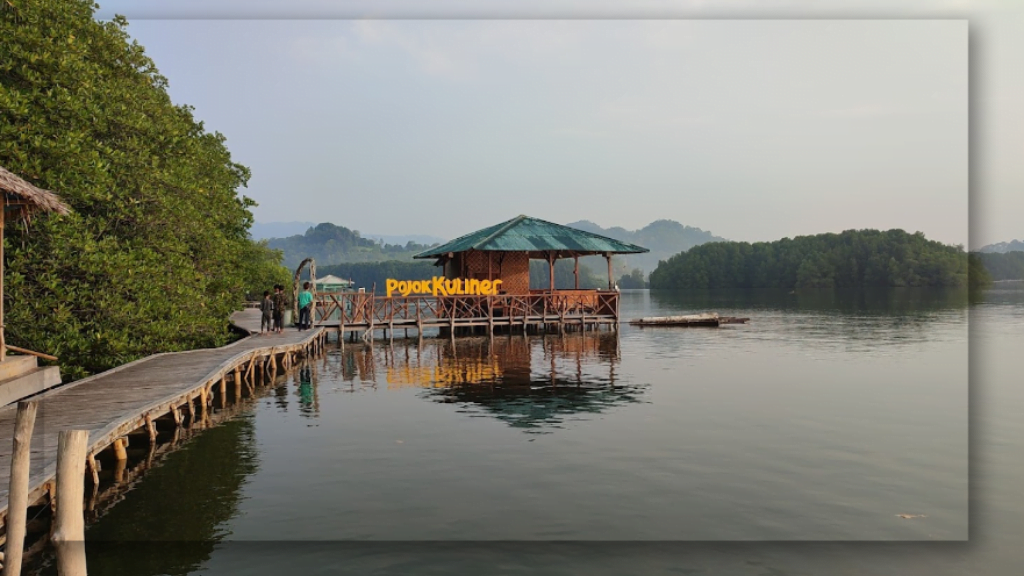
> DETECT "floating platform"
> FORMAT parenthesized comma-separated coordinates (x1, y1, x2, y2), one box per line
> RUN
(628, 313, 750, 327)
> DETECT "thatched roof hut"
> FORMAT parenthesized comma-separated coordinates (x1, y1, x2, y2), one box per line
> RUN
(0, 166, 71, 216)
(1, 165, 71, 362)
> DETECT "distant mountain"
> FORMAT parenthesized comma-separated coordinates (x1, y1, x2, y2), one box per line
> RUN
(266, 222, 440, 268)
(250, 221, 316, 240)
(363, 233, 447, 246)
(979, 240, 1024, 253)
(566, 219, 728, 276)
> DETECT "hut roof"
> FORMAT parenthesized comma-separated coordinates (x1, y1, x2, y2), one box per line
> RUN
(315, 274, 352, 286)
(413, 215, 649, 259)
(0, 166, 71, 215)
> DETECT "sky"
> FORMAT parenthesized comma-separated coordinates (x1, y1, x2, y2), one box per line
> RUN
(91, 1, 1024, 248)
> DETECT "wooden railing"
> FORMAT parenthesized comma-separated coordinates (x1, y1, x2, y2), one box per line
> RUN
(313, 291, 620, 327)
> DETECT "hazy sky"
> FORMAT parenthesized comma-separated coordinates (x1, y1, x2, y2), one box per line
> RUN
(92, 1, 1023, 248)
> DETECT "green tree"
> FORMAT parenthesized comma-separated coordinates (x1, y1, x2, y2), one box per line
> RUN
(649, 229, 969, 291)
(1, 0, 288, 379)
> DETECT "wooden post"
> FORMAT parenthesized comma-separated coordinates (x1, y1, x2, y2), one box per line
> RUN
(86, 453, 100, 487)
(145, 414, 157, 444)
(3, 401, 38, 576)
(574, 255, 579, 289)
(548, 253, 555, 291)
(219, 376, 227, 409)
(113, 437, 127, 461)
(172, 406, 182, 427)
(605, 253, 613, 290)
(53, 430, 89, 576)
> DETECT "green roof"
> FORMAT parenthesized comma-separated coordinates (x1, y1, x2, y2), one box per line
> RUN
(413, 215, 649, 259)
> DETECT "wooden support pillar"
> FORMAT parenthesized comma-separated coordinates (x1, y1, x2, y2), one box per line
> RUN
(574, 255, 579, 289)
(199, 388, 208, 421)
(53, 430, 89, 576)
(605, 253, 613, 290)
(172, 406, 183, 427)
(219, 376, 227, 409)
(548, 252, 555, 291)
(185, 397, 195, 426)
(145, 414, 157, 443)
(86, 453, 100, 487)
(4, 401, 38, 576)
(113, 437, 128, 461)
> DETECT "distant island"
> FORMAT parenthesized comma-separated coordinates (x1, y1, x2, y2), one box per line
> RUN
(978, 239, 1024, 254)
(973, 251, 1024, 281)
(649, 229, 984, 290)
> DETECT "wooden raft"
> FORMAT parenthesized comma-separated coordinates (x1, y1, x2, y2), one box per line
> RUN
(628, 313, 750, 327)
(0, 309, 328, 533)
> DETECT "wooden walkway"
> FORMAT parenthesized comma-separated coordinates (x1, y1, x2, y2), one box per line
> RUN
(0, 310, 326, 533)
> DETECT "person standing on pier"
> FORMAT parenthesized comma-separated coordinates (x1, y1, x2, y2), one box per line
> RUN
(260, 290, 274, 334)
(298, 281, 313, 331)
(272, 284, 288, 333)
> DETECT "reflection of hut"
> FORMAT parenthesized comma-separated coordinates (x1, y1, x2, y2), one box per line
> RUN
(0, 165, 70, 404)
(315, 274, 353, 293)
(414, 215, 648, 294)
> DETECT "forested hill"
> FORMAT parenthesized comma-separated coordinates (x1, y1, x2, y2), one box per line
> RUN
(979, 240, 1024, 253)
(649, 229, 976, 290)
(567, 219, 727, 274)
(267, 223, 440, 268)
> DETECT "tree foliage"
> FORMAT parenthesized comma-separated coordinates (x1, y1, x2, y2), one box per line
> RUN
(529, 260, 603, 290)
(617, 268, 648, 289)
(973, 251, 1024, 281)
(1, 0, 288, 379)
(649, 229, 970, 290)
(267, 222, 439, 268)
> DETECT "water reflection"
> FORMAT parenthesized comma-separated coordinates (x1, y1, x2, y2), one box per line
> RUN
(646, 287, 971, 314)
(66, 419, 260, 576)
(634, 288, 969, 354)
(321, 333, 645, 433)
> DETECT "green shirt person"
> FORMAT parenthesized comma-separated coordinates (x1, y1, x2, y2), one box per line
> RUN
(297, 282, 314, 331)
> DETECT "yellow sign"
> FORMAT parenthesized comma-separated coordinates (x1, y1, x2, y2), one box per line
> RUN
(386, 277, 502, 298)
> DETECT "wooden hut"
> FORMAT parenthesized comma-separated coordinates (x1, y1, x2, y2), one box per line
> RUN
(0, 166, 69, 403)
(315, 274, 354, 293)
(310, 215, 648, 338)
(413, 214, 648, 293)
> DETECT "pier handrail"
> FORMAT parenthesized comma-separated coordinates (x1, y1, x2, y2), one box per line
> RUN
(4, 344, 58, 362)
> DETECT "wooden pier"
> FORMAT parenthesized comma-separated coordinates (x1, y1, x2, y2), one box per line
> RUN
(0, 310, 327, 543)
(312, 290, 621, 337)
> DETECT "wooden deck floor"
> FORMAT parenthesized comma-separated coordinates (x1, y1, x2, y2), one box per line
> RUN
(0, 310, 324, 527)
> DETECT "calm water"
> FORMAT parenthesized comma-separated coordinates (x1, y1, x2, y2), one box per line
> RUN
(39, 287, 1024, 575)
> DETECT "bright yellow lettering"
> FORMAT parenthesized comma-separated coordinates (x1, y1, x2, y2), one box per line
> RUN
(386, 279, 398, 297)
(468, 279, 480, 294)
(492, 279, 503, 293)
(480, 280, 492, 294)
